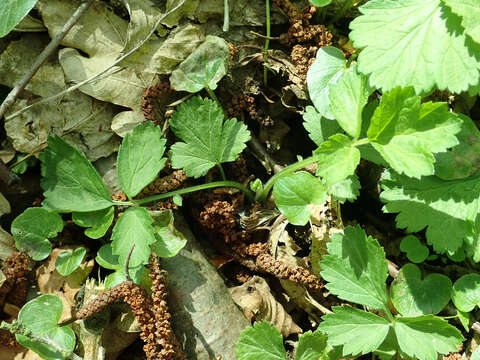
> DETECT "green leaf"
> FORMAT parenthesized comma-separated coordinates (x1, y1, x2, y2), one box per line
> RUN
(117, 122, 167, 198)
(0, 0, 38, 37)
(390, 263, 452, 316)
(327, 174, 360, 204)
(380, 169, 480, 254)
(104, 265, 146, 289)
(273, 171, 327, 226)
(72, 207, 114, 239)
(296, 331, 328, 360)
(303, 106, 342, 147)
(350, 0, 480, 94)
(170, 35, 230, 93)
(452, 273, 480, 312)
(235, 322, 287, 360)
(149, 210, 187, 258)
(320, 225, 389, 311)
(457, 309, 470, 332)
(111, 207, 156, 268)
(318, 306, 390, 357)
(40, 136, 114, 212)
(95, 244, 120, 270)
(368, 87, 462, 178)
(169, 96, 250, 178)
(328, 65, 372, 138)
(16, 294, 76, 360)
(309, 0, 332, 7)
(443, 0, 480, 43)
(399, 235, 429, 263)
(55, 247, 86, 276)
(315, 134, 360, 187)
(307, 46, 346, 119)
(435, 114, 480, 180)
(472, 346, 480, 360)
(11, 207, 63, 261)
(394, 315, 464, 360)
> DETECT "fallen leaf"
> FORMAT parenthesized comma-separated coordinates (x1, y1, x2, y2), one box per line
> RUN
(230, 276, 302, 337)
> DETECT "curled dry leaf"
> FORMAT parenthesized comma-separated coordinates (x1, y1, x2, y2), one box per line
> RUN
(230, 276, 302, 337)
(36, 247, 94, 321)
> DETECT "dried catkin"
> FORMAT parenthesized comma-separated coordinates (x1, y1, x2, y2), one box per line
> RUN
(149, 255, 186, 360)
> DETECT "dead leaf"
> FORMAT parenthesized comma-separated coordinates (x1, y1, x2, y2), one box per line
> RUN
(0, 34, 119, 160)
(0, 225, 15, 260)
(230, 276, 302, 337)
(36, 246, 94, 321)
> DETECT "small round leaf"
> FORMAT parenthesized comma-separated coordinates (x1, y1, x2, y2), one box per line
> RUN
(452, 273, 480, 312)
(16, 294, 75, 360)
(391, 263, 452, 316)
(55, 247, 86, 276)
(400, 235, 429, 263)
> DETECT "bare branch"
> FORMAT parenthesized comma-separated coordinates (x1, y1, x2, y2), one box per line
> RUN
(0, 0, 95, 120)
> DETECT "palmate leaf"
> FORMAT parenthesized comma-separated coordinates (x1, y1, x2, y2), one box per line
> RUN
(394, 316, 463, 360)
(350, 0, 480, 94)
(296, 331, 329, 360)
(169, 96, 250, 178)
(367, 87, 462, 178)
(319, 225, 389, 311)
(318, 306, 390, 357)
(443, 0, 480, 43)
(380, 169, 480, 254)
(117, 122, 167, 198)
(40, 136, 114, 212)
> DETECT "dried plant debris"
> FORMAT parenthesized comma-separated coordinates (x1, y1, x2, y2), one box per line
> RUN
(230, 276, 302, 337)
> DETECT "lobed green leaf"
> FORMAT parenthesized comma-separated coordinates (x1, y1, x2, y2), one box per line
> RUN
(303, 106, 342, 147)
(318, 306, 390, 357)
(169, 96, 250, 178)
(320, 225, 389, 311)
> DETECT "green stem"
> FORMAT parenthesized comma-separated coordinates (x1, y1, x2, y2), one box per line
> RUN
(217, 163, 227, 181)
(223, 0, 229, 32)
(329, 0, 354, 25)
(352, 138, 369, 147)
(112, 200, 134, 206)
(263, 0, 271, 87)
(131, 181, 255, 205)
(206, 86, 221, 107)
(256, 153, 324, 203)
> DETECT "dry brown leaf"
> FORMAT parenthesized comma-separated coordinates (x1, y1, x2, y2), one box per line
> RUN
(230, 276, 302, 337)
(36, 246, 94, 321)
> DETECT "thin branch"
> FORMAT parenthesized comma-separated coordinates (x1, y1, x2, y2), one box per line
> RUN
(248, 136, 284, 174)
(0, 0, 95, 120)
(4, 0, 188, 122)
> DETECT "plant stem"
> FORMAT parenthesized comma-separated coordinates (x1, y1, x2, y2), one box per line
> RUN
(328, 0, 354, 25)
(217, 163, 227, 181)
(256, 153, 324, 203)
(131, 181, 255, 205)
(206, 86, 221, 107)
(223, 0, 229, 32)
(0, 0, 95, 121)
(263, 0, 271, 87)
